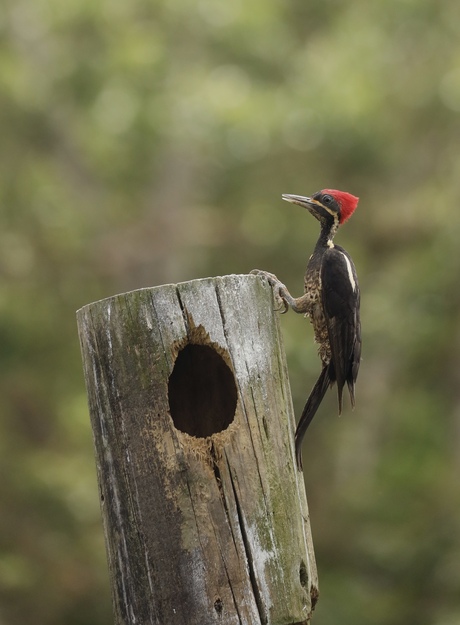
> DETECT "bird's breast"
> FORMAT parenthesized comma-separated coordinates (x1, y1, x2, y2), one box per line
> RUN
(303, 266, 322, 309)
(304, 267, 331, 365)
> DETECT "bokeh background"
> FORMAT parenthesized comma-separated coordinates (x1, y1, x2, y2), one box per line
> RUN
(2, 0, 460, 623)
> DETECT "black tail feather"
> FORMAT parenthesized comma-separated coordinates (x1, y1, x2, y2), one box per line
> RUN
(295, 366, 331, 471)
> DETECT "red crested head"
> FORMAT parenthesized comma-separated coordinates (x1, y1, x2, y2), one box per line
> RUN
(321, 189, 359, 224)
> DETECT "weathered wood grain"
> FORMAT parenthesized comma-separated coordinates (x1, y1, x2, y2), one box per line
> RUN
(77, 274, 318, 625)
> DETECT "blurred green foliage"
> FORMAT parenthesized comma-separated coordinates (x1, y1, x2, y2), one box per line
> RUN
(1, 0, 460, 623)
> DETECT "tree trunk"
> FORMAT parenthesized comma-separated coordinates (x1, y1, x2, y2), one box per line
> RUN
(77, 274, 318, 625)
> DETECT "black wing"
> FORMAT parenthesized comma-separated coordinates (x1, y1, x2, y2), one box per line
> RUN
(321, 245, 361, 413)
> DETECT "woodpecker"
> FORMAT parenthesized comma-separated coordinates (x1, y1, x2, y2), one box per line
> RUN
(252, 189, 361, 470)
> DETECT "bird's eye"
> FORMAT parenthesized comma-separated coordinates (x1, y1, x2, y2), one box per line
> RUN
(322, 194, 333, 205)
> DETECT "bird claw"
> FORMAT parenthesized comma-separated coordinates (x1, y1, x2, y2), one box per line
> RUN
(251, 269, 289, 313)
(277, 297, 289, 314)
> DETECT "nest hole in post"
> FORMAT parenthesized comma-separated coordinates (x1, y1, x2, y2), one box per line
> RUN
(168, 343, 237, 438)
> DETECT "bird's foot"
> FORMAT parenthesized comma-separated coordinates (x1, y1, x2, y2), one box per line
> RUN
(250, 269, 289, 313)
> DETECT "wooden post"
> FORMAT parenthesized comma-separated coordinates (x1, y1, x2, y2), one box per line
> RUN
(77, 274, 318, 625)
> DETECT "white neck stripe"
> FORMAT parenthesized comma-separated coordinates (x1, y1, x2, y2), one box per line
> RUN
(340, 252, 357, 292)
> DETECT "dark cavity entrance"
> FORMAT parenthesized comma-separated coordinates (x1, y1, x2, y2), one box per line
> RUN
(168, 344, 237, 438)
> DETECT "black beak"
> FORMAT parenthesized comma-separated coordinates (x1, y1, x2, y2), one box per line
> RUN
(282, 194, 323, 220)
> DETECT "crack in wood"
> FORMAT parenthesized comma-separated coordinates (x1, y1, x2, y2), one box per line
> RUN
(210, 442, 226, 511)
(208, 506, 244, 624)
(214, 281, 271, 512)
(228, 466, 268, 625)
